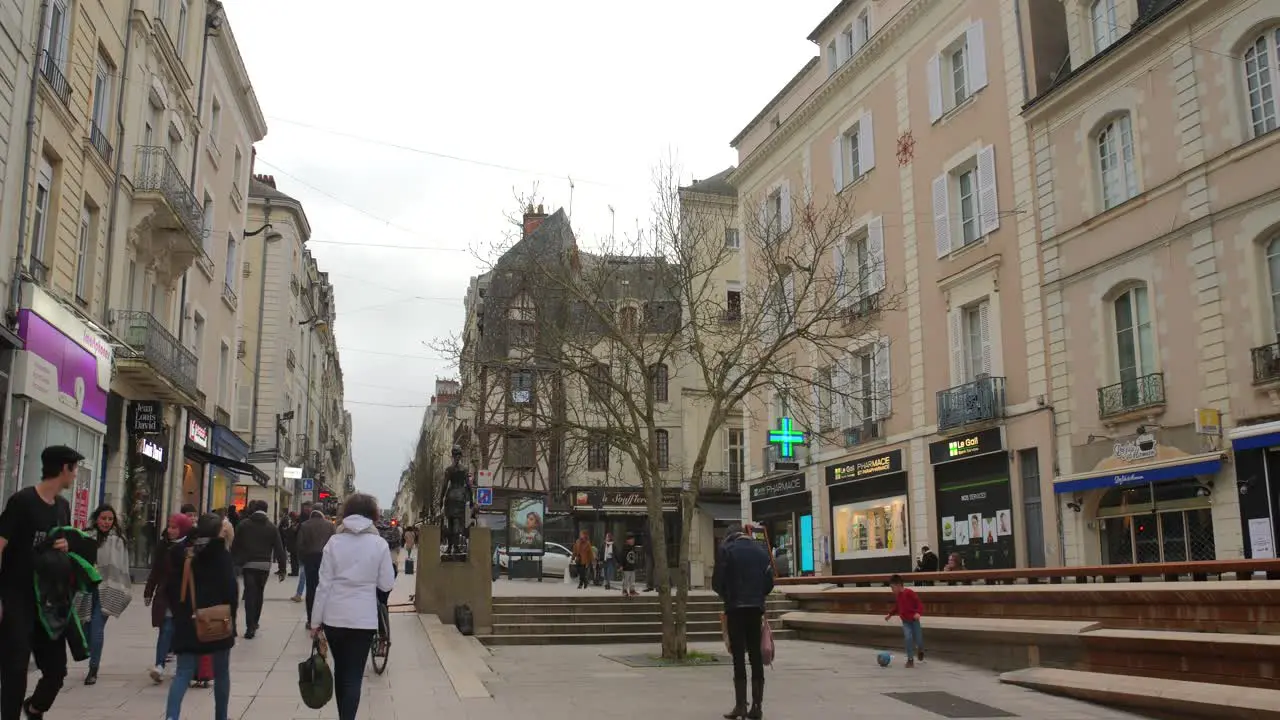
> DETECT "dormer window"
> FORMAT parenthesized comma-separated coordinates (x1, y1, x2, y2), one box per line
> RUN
(1090, 0, 1119, 54)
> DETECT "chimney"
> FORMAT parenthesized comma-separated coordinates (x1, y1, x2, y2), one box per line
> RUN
(523, 203, 548, 238)
(253, 173, 277, 189)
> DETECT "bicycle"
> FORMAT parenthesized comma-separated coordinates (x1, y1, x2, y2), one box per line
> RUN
(370, 597, 391, 675)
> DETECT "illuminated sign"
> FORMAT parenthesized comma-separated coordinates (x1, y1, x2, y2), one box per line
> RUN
(186, 416, 211, 450)
(138, 437, 165, 465)
(826, 449, 903, 485)
(750, 475, 806, 503)
(928, 428, 1003, 465)
(768, 417, 807, 459)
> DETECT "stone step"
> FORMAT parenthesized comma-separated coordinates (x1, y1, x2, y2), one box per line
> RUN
(491, 618, 787, 636)
(494, 594, 797, 607)
(479, 628, 798, 646)
(999, 667, 1280, 720)
(492, 600, 798, 614)
(492, 610, 758, 624)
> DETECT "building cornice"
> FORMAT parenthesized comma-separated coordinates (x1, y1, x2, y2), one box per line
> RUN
(729, 0, 940, 185)
(214, 21, 268, 142)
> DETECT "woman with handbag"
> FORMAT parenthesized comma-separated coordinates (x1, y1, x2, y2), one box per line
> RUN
(310, 494, 395, 720)
(144, 513, 193, 683)
(163, 514, 238, 720)
(84, 504, 131, 685)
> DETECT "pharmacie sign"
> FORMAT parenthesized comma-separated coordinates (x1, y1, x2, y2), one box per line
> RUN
(750, 475, 806, 502)
(826, 449, 903, 486)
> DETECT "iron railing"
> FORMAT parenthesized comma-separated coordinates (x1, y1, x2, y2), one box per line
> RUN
(89, 123, 113, 164)
(1252, 342, 1280, 384)
(690, 471, 739, 495)
(196, 247, 215, 278)
(762, 443, 809, 473)
(111, 309, 199, 400)
(1097, 372, 1165, 418)
(39, 53, 70, 105)
(133, 146, 203, 243)
(937, 376, 1006, 431)
(221, 281, 237, 309)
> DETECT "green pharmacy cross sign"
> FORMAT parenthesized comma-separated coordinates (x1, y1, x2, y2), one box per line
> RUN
(768, 417, 807, 459)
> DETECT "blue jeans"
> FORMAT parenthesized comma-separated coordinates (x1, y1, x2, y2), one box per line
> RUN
(88, 589, 108, 670)
(603, 559, 616, 586)
(154, 615, 174, 667)
(296, 564, 306, 596)
(165, 650, 230, 720)
(901, 619, 923, 659)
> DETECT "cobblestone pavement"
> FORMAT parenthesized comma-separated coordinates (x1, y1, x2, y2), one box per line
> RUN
(38, 571, 1154, 719)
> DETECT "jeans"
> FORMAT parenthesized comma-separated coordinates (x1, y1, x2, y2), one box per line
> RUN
(726, 607, 765, 708)
(165, 651, 230, 720)
(621, 570, 636, 594)
(88, 589, 108, 670)
(0, 594, 68, 720)
(303, 554, 323, 625)
(901, 619, 924, 659)
(296, 562, 306, 595)
(603, 559, 616, 587)
(323, 626, 375, 720)
(576, 563, 588, 588)
(154, 615, 175, 667)
(242, 568, 269, 631)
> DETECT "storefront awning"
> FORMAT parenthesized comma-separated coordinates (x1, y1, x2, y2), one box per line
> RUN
(698, 501, 743, 522)
(1228, 421, 1280, 452)
(1052, 452, 1224, 494)
(187, 447, 270, 487)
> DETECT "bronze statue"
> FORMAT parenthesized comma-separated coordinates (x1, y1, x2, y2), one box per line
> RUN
(438, 445, 471, 556)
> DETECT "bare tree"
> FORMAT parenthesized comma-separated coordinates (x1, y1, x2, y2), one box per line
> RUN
(438, 165, 901, 658)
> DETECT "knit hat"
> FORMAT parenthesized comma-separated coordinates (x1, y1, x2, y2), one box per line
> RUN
(169, 512, 194, 539)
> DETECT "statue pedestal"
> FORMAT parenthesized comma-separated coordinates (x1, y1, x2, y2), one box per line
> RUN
(413, 524, 493, 634)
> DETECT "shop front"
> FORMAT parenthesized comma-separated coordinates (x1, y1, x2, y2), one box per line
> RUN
(748, 474, 812, 578)
(181, 411, 213, 511)
(1055, 427, 1223, 565)
(569, 487, 682, 581)
(930, 428, 1016, 570)
(1228, 421, 1280, 560)
(827, 448, 911, 575)
(209, 424, 255, 513)
(125, 400, 168, 567)
(6, 284, 112, 526)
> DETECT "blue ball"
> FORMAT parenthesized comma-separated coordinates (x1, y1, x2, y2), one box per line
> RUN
(877, 651, 892, 667)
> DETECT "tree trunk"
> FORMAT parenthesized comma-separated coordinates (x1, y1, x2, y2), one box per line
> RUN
(644, 477, 684, 660)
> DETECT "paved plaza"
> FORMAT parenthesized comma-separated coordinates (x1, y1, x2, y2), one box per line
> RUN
(34, 573, 1158, 719)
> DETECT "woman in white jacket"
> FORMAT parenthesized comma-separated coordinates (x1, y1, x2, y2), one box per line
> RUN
(310, 493, 395, 720)
(85, 504, 132, 685)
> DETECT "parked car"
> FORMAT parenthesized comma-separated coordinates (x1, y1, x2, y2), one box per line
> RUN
(496, 541, 573, 577)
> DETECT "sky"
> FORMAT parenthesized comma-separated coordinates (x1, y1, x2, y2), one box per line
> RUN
(227, 0, 834, 507)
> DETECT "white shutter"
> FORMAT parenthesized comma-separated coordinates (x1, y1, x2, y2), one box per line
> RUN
(780, 181, 793, 231)
(978, 300, 992, 376)
(927, 54, 943, 123)
(234, 382, 252, 432)
(977, 144, 1000, 235)
(837, 33, 850, 65)
(867, 216, 885, 294)
(859, 113, 875, 172)
(831, 137, 844, 191)
(932, 174, 952, 257)
(833, 244, 847, 301)
(967, 21, 988, 93)
(757, 200, 768, 239)
(949, 310, 964, 385)
(873, 339, 891, 419)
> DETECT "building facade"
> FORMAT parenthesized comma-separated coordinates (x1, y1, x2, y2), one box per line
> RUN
(393, 378, 461, 526)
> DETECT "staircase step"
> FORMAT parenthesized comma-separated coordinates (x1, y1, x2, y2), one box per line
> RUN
(480, 628, 798, 646)
(491, 618, 787, 636)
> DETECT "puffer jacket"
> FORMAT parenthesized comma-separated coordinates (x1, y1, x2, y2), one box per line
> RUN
(712, 534, 774, 611)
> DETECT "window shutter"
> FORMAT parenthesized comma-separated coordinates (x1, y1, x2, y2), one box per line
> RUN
(836, 359, 853, 429)
(757, 200, 768, 240)
(830, 136, 844, 191)
(837, 33, 850, 65)
(967, 21, 988, 93)
(834, 244, 847, 301)
(932, 174, 952, 257)
(979, 300, 992, 376)
(867, 216, 885, 294)
(235, 382, 252, 432)
(860, 113, 875, 172)
(977, 144, 1000, 235)
(927, 54, 943, 123)
(780, 181, 793, 231)
(873, 339, 891, 419)
(949, 310, 964, 385)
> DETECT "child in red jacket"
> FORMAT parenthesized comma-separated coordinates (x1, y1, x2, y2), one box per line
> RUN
(884, 574, 925, 668)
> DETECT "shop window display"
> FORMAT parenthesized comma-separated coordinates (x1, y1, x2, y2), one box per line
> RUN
(832, 496, 908, 560)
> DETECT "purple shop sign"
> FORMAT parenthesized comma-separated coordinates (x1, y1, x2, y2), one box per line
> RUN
(14, 307, 111, 429)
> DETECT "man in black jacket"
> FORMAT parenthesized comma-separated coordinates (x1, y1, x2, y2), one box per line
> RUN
(229, 501, 286, 639)
(712, 524, 774, 720)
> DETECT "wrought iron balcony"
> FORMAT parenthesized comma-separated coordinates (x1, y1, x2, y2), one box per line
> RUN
(689, 471, 739, 496)
(1252, 342, 1280, 385)
(937, 376, 1006, 431)
(1097, 372, 1165, 419)
(221, 281, 237, 309)
(88, 123, 113, 165)
(39, 53, 70, 106)
(133, 146, 204, 244)
(111, 309, 199, 403)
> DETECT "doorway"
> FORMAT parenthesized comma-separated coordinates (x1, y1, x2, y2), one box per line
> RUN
(1096, 479, 1215, 564)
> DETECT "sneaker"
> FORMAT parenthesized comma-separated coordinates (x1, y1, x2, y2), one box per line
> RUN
(291, 595, 303, 603)
(905, 659, 916, 669)
(149, 665, 164, 683)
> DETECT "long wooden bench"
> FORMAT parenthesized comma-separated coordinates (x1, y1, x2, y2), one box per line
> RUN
(775, 558, 1280, 587)
(1081, 628, 1280, 690)
(1001, 668, 1280, 720)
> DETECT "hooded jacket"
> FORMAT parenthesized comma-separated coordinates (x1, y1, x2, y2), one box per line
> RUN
(712, 533, 774, 611)
(34, 525, 100, 661)
(231, 511, 286, 573)
(311, 515, 395, 631)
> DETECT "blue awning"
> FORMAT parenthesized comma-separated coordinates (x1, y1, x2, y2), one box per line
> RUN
(1229, 421, 1280, 451)
(1052, 453, 1224, 494)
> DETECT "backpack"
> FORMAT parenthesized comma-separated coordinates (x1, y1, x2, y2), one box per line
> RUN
(454, 603, 475, 636)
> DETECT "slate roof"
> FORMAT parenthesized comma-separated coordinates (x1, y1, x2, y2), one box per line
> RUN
(682, 167, 736, 197)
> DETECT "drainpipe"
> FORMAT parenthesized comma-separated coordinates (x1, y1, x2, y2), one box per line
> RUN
(8, 0, 51, 320)
(100, 0, 138, 324)
(248, 203, 272, 451)
(176, 1, 220, 344)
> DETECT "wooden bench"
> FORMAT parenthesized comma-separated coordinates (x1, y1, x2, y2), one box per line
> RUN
(1081, 628, 1280, 690)
(1001, 667, 1280, 720)
(775, 559, 1280, 587)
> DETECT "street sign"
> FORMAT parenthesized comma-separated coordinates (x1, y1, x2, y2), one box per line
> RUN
(300, 490, 314, 503)
(302, 478, 314, 491)
(476, 487, 493, 506)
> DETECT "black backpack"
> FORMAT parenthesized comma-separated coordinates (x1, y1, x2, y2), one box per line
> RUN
(453, 603, 474, 636)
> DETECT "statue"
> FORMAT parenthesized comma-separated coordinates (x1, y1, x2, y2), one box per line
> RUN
(438, 445, 471, 558)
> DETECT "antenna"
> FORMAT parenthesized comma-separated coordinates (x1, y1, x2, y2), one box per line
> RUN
(608, 205, 615, 241)
(568, 176, 575, 223)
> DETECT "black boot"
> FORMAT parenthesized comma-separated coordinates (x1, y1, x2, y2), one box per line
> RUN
(723, 676, 748, 719)
(747, 676, 764, 718)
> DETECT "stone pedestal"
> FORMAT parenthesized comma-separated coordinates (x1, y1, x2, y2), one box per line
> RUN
(413, 524, 493, 633)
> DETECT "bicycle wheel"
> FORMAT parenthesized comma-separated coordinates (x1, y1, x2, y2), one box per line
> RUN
(370, 604, 390, 675)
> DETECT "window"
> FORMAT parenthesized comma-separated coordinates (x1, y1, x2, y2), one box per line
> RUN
(1114, 285, 1155, 385)
(126, 259, 138, 310)
(854, 351, 874, 423)
(1268, 237, 1280, 335)
(855, 10, 870, 49)
(76, 204, 92, 300)
(209, 97, 222, 149)
(767, 188, 783, 235)
(92, 55, 113, 132)
(619, 306, 637, 332)
(1090, 0, 1119, 53)
(950, 300, 991, 384)
(934, 146, 999, 257)
(192, 312, 205, 356)
(42, 0, 70, 68)
(833, 497, 909, 560)
(841, 25, 854, 60)
(847, 231, 869, 297)
(587, 435, 609, 471)
(726, 427, 744, 484)
(31, 158, 53, 278)
(508, 292, 535, 321)
(218, 342, 229, 407)
(510, 368, 534, 404)
(725, 228, 740, 249)
(1244, 30, 1280, 138)
(177, 0, 189, 55)
(827, 40, 838, 75)
(650, 363, 669, 403)
(505, 435, 535, 468)
(958, 168, 978, 244)
(225, 233, 237, 289)
(235, 382, 252, 432)
(1097, 114, 1138, 209)
(654, 429, 670, 470)
(831, 114, 874, 190)
(725, 290, 742, 321)
(927, 22, 988, 122)
(232, 148, 243, 188)
(588, 363, 611, 403)
(201, 193, 214, 246)
(156, 0, 167, 23)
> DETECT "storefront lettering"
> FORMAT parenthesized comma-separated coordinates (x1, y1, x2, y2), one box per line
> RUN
(828, 450, 903, 484)
(960, 491, 987, 502)
(130, 401, 163, 434)
(751, 475, 805, 502)
(1113, 433, 1157, 462)
(138, 438, 165, 464)
(1113, 473, 1143, 485)
(929, 428, 1004, 465)
(187, 418, 210, 449)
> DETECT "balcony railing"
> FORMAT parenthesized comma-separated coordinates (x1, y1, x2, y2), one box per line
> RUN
(1098, 372, 1165, 419)
(39, 53, 70, 106)
(845, 292, 882, 322)
(111, 309, 199, 401)
(937, 376, 1007, 431)
(1252, 343, 1280, 385)
(688, 471, 740, 495)
(762, 443, 810, 473)
(133, 146, 204, 242)
(221, 281, 237, 309)
(88, 123, 113, 165)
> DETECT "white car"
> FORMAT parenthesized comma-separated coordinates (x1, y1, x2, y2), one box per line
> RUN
(497, 541, 573, 577)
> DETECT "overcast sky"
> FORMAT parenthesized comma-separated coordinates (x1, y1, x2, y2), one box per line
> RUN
(228, 0, 832, 506)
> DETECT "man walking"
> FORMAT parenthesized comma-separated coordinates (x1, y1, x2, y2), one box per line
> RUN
(230, 500, 286, 639)
(0, 445, 84, 720)
(713, 524, 774, 720)
(291, 503, 312, 601)
(296, 508, 335, 629)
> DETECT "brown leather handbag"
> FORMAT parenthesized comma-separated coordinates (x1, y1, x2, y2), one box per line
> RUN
(180, 548, 233, 643)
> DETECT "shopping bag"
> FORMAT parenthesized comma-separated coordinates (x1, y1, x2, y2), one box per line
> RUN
(195, 654, 214, 682)
(297, 639, 333, 709)
(720, 612, 731, 653)
(761, 617, 776, 666)
(73, 592, 92, 625)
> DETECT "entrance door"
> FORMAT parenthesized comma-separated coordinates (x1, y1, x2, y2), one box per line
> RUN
(1097, 481, 1216, 564)
(182, 460, 204, 512)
